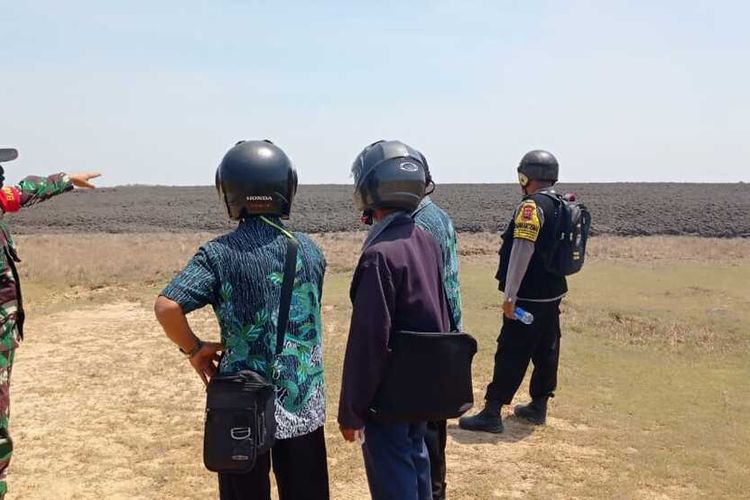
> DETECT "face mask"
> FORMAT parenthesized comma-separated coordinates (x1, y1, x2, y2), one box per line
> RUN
(517, 171, 529, 195)
(518, 171, 529, 187)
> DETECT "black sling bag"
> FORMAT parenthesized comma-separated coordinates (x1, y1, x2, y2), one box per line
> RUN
(369, 211, 478, 423)
(203, 235, 298, 474)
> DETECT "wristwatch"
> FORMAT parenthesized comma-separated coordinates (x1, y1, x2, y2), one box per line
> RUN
(180, 339, 204, 358)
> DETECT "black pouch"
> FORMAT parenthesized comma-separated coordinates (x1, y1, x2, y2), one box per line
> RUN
(203, 234, 298, 474)
(367, 212, 479, 423)
(203, 370, 276, 473)
(369, 331, 478, 423)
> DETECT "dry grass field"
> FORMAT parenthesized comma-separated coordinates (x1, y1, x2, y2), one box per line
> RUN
(6, 233, 750, 499)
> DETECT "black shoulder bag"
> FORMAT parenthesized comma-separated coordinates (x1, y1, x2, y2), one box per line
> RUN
(203, 235, 299, 474)
(368, 222, 478, 423)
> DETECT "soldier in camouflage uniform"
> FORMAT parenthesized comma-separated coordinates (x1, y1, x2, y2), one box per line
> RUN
(0, 147, 100, 499)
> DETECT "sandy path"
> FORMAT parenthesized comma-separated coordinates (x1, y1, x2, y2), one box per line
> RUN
(11, 302, 218, 499)
(8, 301, 605, 499)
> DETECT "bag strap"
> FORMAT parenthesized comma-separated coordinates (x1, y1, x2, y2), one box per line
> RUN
(531, 190, 567, 239)
(275, 234, 299, 356)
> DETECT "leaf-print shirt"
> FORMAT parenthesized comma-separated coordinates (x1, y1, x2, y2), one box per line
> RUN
(0, 173, 74, 351)
(161, 217, 327, 439)
(413, 196, 464, 330)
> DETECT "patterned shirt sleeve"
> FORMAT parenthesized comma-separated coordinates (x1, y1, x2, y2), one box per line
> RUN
(161, 247, 218, 313)
(445, 222, 464, 330)
(17, 173, 74, 208)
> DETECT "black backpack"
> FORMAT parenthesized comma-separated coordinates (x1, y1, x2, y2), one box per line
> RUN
(538, 191, 591, 277)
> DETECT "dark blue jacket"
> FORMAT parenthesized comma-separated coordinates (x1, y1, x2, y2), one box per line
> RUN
(338, 213, 451, 428)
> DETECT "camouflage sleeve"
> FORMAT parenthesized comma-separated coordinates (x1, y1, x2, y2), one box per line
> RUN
(17, 173, 74, 208)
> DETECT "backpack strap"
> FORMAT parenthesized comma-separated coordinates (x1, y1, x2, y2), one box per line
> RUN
(532, 189, 563, 205)
(532, 190, 565, 231)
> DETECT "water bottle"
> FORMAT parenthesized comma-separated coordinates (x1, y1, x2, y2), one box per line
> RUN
(514, 306, 534, 325)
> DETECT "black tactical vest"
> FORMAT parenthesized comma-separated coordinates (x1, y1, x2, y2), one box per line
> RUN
(496, 190, 568, 300)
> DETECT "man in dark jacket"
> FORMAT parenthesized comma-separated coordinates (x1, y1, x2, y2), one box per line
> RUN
(338, 141, 451, 500)
(459, 150, 566, 433)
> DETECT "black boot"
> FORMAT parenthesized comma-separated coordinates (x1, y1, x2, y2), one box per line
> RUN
(458, 400, 504, 433)
(513, 396, 549, 425)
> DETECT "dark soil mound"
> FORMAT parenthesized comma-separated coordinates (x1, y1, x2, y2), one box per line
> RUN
(8, 183, 749, 237)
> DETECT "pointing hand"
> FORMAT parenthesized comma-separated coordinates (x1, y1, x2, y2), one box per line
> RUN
(68, 172, 102, 189)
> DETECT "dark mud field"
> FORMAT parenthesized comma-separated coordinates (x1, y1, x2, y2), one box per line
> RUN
(9, 183, 750, 237)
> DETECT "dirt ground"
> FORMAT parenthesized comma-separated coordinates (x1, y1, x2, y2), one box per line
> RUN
(6, 234, 750, 499)
(11, 301, 595, 500)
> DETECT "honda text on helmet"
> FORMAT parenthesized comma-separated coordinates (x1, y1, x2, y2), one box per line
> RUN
(351, 140, 427, 223)
(215, 140, 298, 220)
(517, 150, 559, 189)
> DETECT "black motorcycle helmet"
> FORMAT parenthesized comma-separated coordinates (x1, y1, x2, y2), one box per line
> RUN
(517, 150, 559, 187)
(215, 140, 298, 220)
(0, 148, 18, 188)
(351, 140, 426, 213)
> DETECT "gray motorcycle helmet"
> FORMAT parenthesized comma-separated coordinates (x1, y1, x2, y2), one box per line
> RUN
(517, 150, 559, 186)
(351, 140, 426, 213)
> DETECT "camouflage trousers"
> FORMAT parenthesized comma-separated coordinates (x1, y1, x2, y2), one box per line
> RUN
(0, 347, 14, 497)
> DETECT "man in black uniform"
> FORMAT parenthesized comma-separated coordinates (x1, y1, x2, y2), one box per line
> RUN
(459, 150, 566, 433)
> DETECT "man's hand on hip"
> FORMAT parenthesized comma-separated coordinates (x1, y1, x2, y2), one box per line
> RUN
(189, 341, 223, 385)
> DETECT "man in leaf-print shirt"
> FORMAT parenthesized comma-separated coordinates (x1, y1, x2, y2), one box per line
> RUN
(155, 140, 329, 500)
(0, 147, 100, 499)
(158, 218, 329, 500)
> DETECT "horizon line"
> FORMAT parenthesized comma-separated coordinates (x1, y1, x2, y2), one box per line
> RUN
(90, 180, 749, 189)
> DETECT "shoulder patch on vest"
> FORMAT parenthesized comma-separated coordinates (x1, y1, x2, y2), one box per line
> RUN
(514, 199, 541, 242)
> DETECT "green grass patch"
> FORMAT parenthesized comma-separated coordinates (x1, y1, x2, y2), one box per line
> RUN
(455, 261, 750, 497)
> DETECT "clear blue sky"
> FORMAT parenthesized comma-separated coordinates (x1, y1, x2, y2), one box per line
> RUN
(1, 1, 748, 185)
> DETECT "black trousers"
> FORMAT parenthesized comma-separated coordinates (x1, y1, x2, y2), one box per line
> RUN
(424, 420, 447, 500)
(218, 427, 329, 500)
(485, 299, 561, 404)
